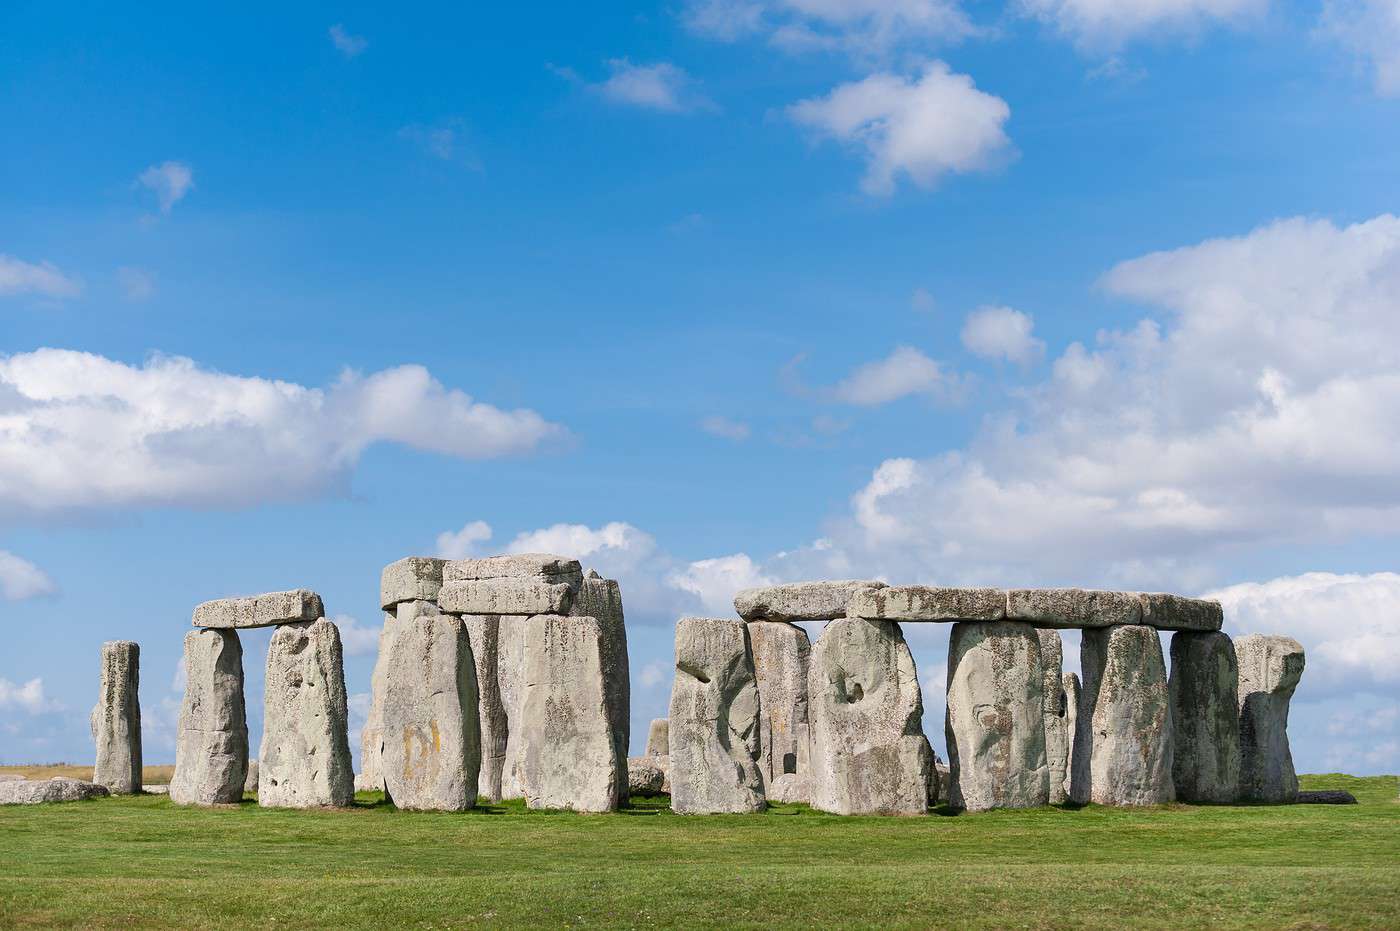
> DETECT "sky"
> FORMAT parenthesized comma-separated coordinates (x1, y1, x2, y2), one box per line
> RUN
(2, 0, 1399, 775)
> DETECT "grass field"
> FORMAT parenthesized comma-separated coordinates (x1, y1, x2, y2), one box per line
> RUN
(1, 772, 1396, 929)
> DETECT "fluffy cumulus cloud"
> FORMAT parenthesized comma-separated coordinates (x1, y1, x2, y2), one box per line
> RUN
(1320, 0, 1400, 96)
(960, 305, 1045, 365)
(136, 161, 194, 214)
(331, 614, 382, 657)
(0, 349, 564, 517)
(594, 59, 713, 112)
(788, 62, 1012, 195)
(829, 346, 961, 405)
(667, 553, 773, 615)
(0, 551, 56, 601)
(684, 0, 976, 58)
(1019, 0, 1266, 49)
(0, 255, 81, 300)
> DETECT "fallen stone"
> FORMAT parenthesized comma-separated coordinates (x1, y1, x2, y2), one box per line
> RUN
(443, 553, 583, 590)
(1071, 625, 1174, 806)
(259, 618, 355, 809)
(192, 590, 324, 629)
(734, 580, 887, 622)
(628, 756, 667, 796)
(244, 760, 259, 796)
(1038, 629, 1069, 805)
(1237, 634, 1305, 804)
(1295, 790, 1357, 804)
(945, 621, 1049, 811)
(91, 640, 142, 794)
(460, 613, 508, 803)
(438, 578, 573, 616)
(380, 604, 481, 811)
(646, 718, 669, 757)
(170, 628, 249, 806)
(1139, 592, 1224, 632)
(143, 785, 170, 795)
(809, 617, 931, 816)
(1062, 672, 1081, 801)
(380, 556, 445, 610)
(521, 614, 627, 812)
(496, 614, 529, 799)
(0, 778, 110, 805)
(570, 575, 631, 804)
(1169, 631, 1240, 803)
(850, 586, 1005, 623)
(669, 618, 766, 814)
(748, 620, 812, 803)
(1007, 589, 1142, 629)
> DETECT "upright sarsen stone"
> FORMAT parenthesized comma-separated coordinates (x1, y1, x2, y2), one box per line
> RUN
(1236, 634, 1305, 804)
(570, 574, 631, 803)
(1169, 631, 1240, 803)
(171, 629, 248, 806)
(1071, 625, 1174, 807)
(1063, 672, 1081, 800)
(356, 609, 399, 794)
(1038, 629, 1069, 805)
(460, 614, 508, 803)
(259, 618, 355, 808)
(497, 614, 529, 799)
(809, 617, 931, 816)
(646, 718, 669, 757)
(669, 618, 766, 814)
(747, 621, 812, 803)
(945, 622, 1049, 811)
(91, 640, 142, 794)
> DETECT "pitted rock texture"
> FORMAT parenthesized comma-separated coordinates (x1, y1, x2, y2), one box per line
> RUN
(91, 640, 142, 794)
(748, 621, 812, 803)
(851, 586, 1005, 623)
(443, 553, 583, 590)
(734, 580, 886, 622)
(1139, 593, 1224, 632)
(1038, 629, 1069, 805)
(497, 614, 529, 799)
(1062, 672, 1081, 800)
(258, 618, 355, 809)
(380, 557, 445, 610)
(380, 604, 481, 811)
(438, 578, 573, 616)
(669, 618, 766, 814)
(171, 628, 249, 806)
(460, 614, 508, 803)
(357, 608, 402, 794)
(1236, 634, 1305, 804)
(646, 718, 669, 757)
(628, 756, 667, 796)
(0, 778, 111, 805)
(1071, 625, 1174, 807)
(192, 590, 324, 629)
(1007, 589, 1142, 629)
(521, 614, 627, 812)
(1169, 631, 1240, 803)
(570, 574, 631, 802)
(944, 622, 1049, 811)
(809, 617, 932, 816)
(244, 760, 259, 796)
(1296, 790, 1356, 804)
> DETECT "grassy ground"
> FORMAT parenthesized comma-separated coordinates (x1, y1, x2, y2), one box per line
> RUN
(0, 773, 1396, 929)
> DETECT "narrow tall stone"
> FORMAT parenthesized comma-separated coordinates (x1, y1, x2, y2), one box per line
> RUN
(259, 618, 355, 808)
(497, 614, 529, 799)
(748, 620, 812, 802)
(356, 609, 399, 794)
(646, 718, 669, 757)
(1038, 629, 1070, 805)
(1236, 634, 1305, 804)
(809, 617, 931, 816)
(170, 629, 248, 806)
(570, 574, 631, 803)
(1062, 672, 1080, 800)
(91, 640, 142, 794)
(460, 614, 508, 803)
(1169, 631, 1240, 803)
(945, 621, 1049, 811)
(668, 618, 766, 814)
(1071, 625, 1174, 806)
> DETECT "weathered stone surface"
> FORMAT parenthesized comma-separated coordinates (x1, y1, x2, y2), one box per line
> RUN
(747, 621, 811, 803)
(192, 590, 324, 629)
(1237, 634, 1305, 804)
(945, 622, 1049, 811)
(646, 718, 669, 757)
(0, 778, 110, 805)
(669, 618, 766, 814)
(809, 617, 931, 816)
(497, 614, 529, 799)
(851, 586, 1005, 623)
(1008, 589, 1142, 629)
(1038, 629, 1069, 805)
(171, 629, 248, 806)
(144, 784, 170, 795)
(91, 640, 142, 794)
(628, 756, 667, 796)
(380, 557, 445, 610)
(1139, 593, 1224, 632)
(244, 760, 259, 796)
(1169, 631, 1240, 803)
(461, 614, 508, 803)
(1071, 625, 1174, 806)
(1062, 672, 1080, 800)
(381, 604, 481, 811)
(444, 553, 583, 590)
(570, 575, 631, 803)
(521, 614, 627, 812)
(1296, 790, 1357, 804)
(931, 761, 950, 807)
(735, 580, 887, 622)
(0, 774, 23, 781)
(357, 609, 401, 794)
(438, 578, 572, 616)
(259, 618, 355, 808)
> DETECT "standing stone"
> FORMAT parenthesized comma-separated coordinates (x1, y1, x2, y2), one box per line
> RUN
(809, 617, 931, 816)
(244, 760, 259, 796)
(497, 614, 529, 799)
(356, 609, 399, 794)
(460, 614, 508, 803)
(259, 618, 355, 808)
(570, 574, 631, 803)
(945, 622, 1049, 811)
(1071, 625, 1174, 806)
(521, 614, 627, 812)
(91, 640, 142, 794)
(1038, 629, 1070, 805)
(1236, 634, 1305, 804)
(668, 618, 766, 814)
(170, 629, 248, 806)
(381, 604, 481, 811)
(747, 620, 811, 802)
(1169, 631, 1241, 803)
(1062, 672, 1080, 800)
(646, 718, 669, 757)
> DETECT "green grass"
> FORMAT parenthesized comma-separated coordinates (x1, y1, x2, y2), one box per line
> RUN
(1, 774, 1396, 929)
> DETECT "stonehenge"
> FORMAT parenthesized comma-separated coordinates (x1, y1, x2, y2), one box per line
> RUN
(1169, 631, 1241, 803)
(1, 778, 111, 805)
(747, 619, 812, 802)
(460, 613, 509, 803)
(736, 580, 886, 622)
(646, 718, 669, 757)
(1062, 672, 1080, 799)
(1236, 634, 1305, 803)
(170, 628, 249, 806)
(1038, 630, 1069, 805)
(191, 590, 324, 629)
(91, 640, 142, 794)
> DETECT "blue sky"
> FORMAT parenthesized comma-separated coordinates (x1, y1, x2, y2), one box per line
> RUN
(3, 0, 1399, 775)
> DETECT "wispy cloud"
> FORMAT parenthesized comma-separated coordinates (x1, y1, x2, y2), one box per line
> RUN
(0, 255, 81, 300)
(700, 415, 752, 441)
(136, 161, 194, 214)
(0, 551, 55, 601)
(593, 59, 716, 113)
(329, 24, 368, 58)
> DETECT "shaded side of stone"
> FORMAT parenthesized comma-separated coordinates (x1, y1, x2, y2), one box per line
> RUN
(461, 613, 508, 803)
(1038, 629, 1069, 805)
(1236, 634, 1305, 804)
(1168, 630, 1240, 803)
(1139, 593, 1224, 632)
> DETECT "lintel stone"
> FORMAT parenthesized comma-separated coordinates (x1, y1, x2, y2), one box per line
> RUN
(850, 585, 1005, 623)
(192, 590, 324, 630)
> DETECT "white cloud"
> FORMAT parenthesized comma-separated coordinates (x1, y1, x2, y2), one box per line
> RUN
(0, 255, 81, 300)
(910, 287, 937, 313)
(117, 266, 155, 302)
(1320, 0, 1400, 96)
(0, 551, 55, 601)
(667, 553, 773, 615)
(1019, 0, 1266, 49)
(684, 0, 976, 58)
(960, 305, 1045, 365)
(329, 24, 368, 58)
(638, 660, 668, 688)
(830, 346, 961, 405)
(0, 677, 56, 714)
(595, 60, 713, 112)
(436, 520, 494, 560)
(137, 161, 194, 214)
(332, 614, 381, 657)
(0, 349, 564, 517)
(788, 62, 1012, 196)
(506, 521, 660, 568)
(700, 415, 752, 440)
(399, 120, 480, 167)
